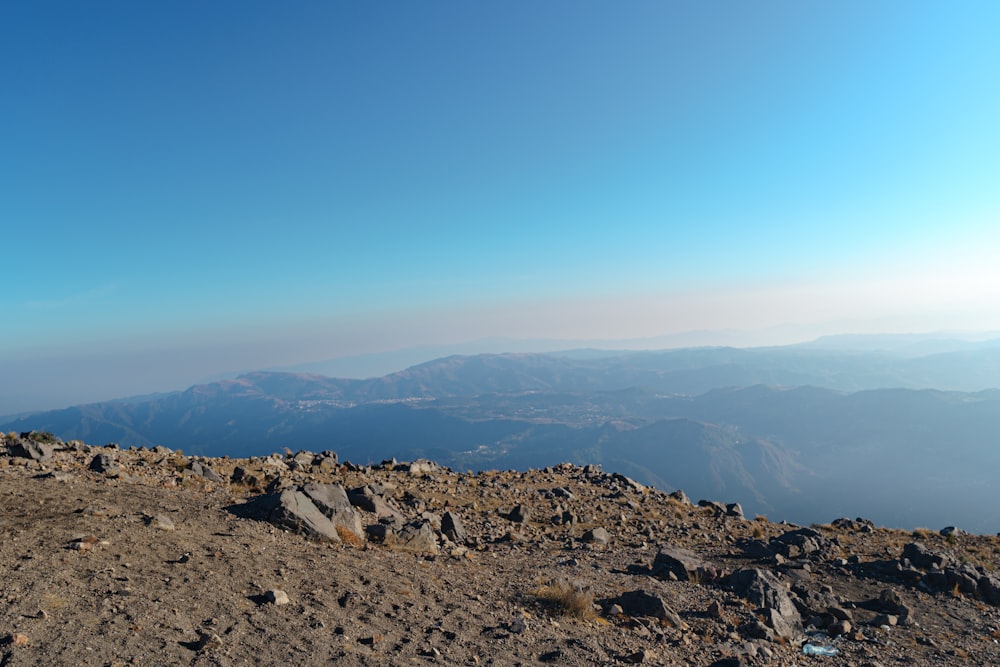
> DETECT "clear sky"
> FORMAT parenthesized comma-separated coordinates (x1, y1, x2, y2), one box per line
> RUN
(2, 1, 999, 413)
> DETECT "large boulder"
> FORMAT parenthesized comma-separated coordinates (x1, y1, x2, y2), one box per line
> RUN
(612, 590, 686, 629)
(303, 483, 364, 542)
(652, 544, 722, 583)
(901, 542, 950, 570)
(403, 459, 440, 476)
(234, 489, 341, 542)
(89, 452, 119, 474)
(392, 521, 439, 554)
(507, 504, 530, 523)
(9, 437, 55, 462)
(188, 460, 223, 483)
(441, 511, 468, 544)
(348, 485, 405, 522)
(723, 569, 801, 639)
(771, 527, 825, 559)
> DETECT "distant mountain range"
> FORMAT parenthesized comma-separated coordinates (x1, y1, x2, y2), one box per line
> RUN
(6, 341, 1000, 532)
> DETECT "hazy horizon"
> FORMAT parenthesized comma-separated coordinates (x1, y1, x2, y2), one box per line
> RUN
(5, 327, 1000, 417)
(4, 3, 999, 414)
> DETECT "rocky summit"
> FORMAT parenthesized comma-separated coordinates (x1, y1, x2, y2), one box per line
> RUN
(3, 432, 1000, 666)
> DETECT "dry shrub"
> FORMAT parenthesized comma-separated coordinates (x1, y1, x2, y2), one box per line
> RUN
(532, 579, 595, 620)
(336, 525, 364, 548)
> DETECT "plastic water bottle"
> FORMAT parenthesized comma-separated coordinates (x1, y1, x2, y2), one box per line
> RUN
(802, 643, 839, 656)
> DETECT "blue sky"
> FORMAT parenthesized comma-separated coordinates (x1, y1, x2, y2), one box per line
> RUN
(3, 1, 999, 412)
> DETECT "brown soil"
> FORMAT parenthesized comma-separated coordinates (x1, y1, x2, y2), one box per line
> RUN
(2, 436, 1000, 666)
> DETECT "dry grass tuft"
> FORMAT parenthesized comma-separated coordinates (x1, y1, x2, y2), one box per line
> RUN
(336, 525, 364, 548)
(532, 579, 596, 620)
(42, 593, 68, 611)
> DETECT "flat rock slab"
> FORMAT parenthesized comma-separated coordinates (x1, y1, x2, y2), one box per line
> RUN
(652, 543, 720, 582)
(232, 489, 341, 542)
(612, 590, 686, 629)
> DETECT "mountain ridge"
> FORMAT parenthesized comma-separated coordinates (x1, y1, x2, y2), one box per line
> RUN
(7, 346, 1000, 532)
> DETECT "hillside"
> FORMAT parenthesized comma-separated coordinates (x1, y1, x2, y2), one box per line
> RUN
(3, 431, 1000, 666)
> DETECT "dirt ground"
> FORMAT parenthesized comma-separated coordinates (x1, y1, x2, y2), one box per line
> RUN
(3, 435, 1000, 666)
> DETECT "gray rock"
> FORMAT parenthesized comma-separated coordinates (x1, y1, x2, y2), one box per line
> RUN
(740, 539, 775, 559)
(791, 586, 839, 619)
(89, 453, 118, 474)
(698, 499, 727, 515)
(265, 476, 290, 493)
(582, 527, 611, 545)
(828, 620, 851, 636)
(11, 438, 54, 462)
(405, 459, 440, 476)
(668, 489, 691, 505)
(613, 590, 687, 629)
(230, 466, 260, 487)
(441, 511, 468, 544)
(189, 460, 223, 483)
(738, 619, 774, 641)
(303, 483, 364, 541)
(979, 574, 1000, 605)
(194, 630, 223, 651)
(827, 605, 852, 622)
(264, 589, 289, 605)
(419, 511, 442, 531)
(394, 521, 439, 554)
(315, 454, 338, 472)
(240, 489, 342, 542)
(623, 649, 658, 664)
(292, 450, 315, 465)
(726, 503, 745, 519)
(876, 588, 903, 613)
(945, 565, 980, 595)
(724, 568, 801, 639)
(902, 542, 949, 569)
(304, 482, 353, 514)
(348, 486, 404, 522)
(508, 504, 530, 523)
(611, 473, 645, 493)
(365, 524, 393, 543)
(770, 527, 824, 559)
(509, 614, 528, 634)
(147, 513, 175, 531)
(652, 543, 721, 582)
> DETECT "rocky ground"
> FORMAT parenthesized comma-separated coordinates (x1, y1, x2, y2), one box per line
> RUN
(3, 432, 1000, 666)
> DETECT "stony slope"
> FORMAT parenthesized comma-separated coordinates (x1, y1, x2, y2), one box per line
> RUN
(3, 431, 1000, 666)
